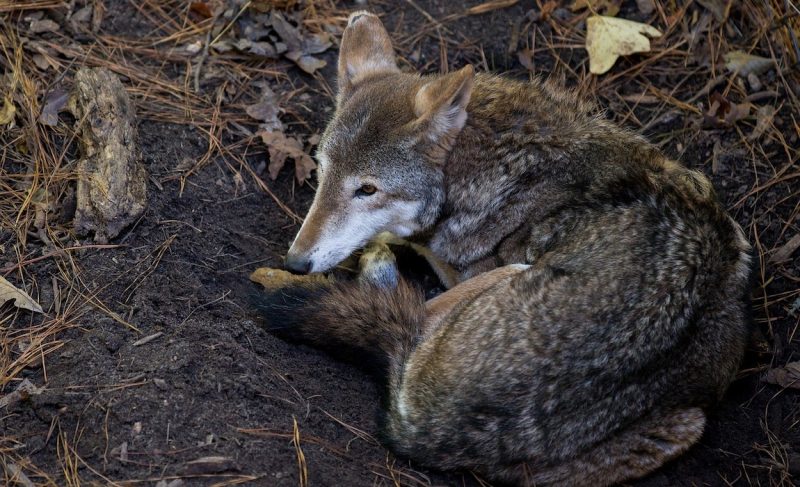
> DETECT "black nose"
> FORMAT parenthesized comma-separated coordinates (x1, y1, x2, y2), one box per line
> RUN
(284, 254, 312, 274)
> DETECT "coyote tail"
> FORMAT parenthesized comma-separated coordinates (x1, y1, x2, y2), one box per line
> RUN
(252, 278, 425, 380)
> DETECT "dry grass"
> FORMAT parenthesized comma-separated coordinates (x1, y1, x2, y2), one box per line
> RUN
(1, 0, 798, 485)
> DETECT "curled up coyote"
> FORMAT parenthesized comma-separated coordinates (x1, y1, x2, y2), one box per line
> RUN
(252, 11, 753, 486)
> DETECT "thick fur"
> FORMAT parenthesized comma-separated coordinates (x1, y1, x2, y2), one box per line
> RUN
(260, 11, 754, 487)
(254, 278, 425, 380)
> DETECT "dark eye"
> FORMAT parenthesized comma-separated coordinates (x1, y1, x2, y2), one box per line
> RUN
(355, 184, 377, 197)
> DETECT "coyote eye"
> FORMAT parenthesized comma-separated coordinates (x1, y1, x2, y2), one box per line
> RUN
(355, 184, 377, 197)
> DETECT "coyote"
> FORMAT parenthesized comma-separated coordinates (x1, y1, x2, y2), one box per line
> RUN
(253, 11, 753, 486)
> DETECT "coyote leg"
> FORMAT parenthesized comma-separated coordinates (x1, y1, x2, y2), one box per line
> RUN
(488, 408, 706, 487)
(423, 263, 531, 331)
(374, 232, 461, 289)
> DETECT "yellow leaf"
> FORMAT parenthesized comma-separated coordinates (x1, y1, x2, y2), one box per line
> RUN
(585, 15, 662, 75)
(0, 95, 16, 125)
(0, 276, 43, 314)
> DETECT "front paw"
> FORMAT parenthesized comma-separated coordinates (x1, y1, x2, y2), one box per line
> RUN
(250, 267, 330, 292)
(358, 242, 399, 288)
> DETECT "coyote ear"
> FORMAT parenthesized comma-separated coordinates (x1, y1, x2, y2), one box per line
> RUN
(337, 11, 399, 101)
(413, 65, 474, 146)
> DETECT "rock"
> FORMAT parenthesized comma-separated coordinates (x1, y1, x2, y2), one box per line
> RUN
(67, 67, 147, 243)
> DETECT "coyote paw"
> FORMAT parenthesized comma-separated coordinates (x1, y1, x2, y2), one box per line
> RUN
(359, 241, 399, 288)
(250, 267, 330, 292)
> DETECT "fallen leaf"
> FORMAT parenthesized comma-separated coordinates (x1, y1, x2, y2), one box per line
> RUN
(635, 0, 656, 15)
(724, 51, 773, 77)
(71, 5, 93, 23)
(748, 104, 775, 141)
(763, 362, 800, 390)
(517, 48, 535, 71)
(183, 40, 203, 56)
(0, 276, 43, 314)
(189, 1, 214, 18)
(235, 38, 278, 58)
(572, 0, 621, 16)
(770, 233, 800, 263)
(32, 54, 49, 70)
(286, 52, 327, 74)
(29, 18, 60, 33)
(183, 456, 238, 475)
(246, 83, 282, 132)
(703, 92, 750, 128)
(585, 16, 662, 75)
(260, 130, 316, 183)
(271, 12, 331, 74)
(747, 72, 763, 92)
(465, 0, 519, 15)
(696, 0, 730, 23)
(38, 87, 69, 126)
(0, 95, 16, 125)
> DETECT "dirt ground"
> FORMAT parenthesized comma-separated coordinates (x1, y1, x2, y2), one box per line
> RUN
(1, 1, 799, 486)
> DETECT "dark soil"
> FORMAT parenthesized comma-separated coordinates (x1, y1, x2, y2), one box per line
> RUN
(2, 1, 799, 486)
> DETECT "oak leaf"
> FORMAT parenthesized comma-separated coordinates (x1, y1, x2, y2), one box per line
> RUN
(586, 16, 662, 74)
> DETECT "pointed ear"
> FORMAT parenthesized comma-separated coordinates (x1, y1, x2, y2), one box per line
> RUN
(413, 65, 475, 146)
(337, 11, 399, 101)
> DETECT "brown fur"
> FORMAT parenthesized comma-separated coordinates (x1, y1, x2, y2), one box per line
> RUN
(257, 11, 754, 486)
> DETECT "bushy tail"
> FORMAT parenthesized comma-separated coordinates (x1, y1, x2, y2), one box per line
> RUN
(252, 278, 426, 380)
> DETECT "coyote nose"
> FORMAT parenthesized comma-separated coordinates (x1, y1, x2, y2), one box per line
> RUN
(284, 253, 312, 274)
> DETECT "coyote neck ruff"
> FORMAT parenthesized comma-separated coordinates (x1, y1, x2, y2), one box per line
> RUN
(259, 10, 754, 487)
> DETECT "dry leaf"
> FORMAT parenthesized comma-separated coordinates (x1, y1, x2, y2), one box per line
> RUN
(636, 0, 656, 15)
(259, 130, 316, 183)
(763, 362, 800, 390)
(189, 1, 214, 18)
(748, 105, 775, 141)
(517, 48, 535, 71)
(38, 87, 69, 126)
(0, 276, 44, 314)
(770, 234, 800, 263)
(288, 53, 327, 75)
(71, 5, 93, 23)
(183, 456, 238, 475)
(235, 38, 278, 58)
(245, 84, 282, 131)
(0, 95, 16, 125)
(703, 92, 750, 128)
(724, 51, 772, 77)
(29, 18, 60, 33)
(586, 16, 662, 74)
(271, 12, 331, 74)
(696, 0, 730, 23)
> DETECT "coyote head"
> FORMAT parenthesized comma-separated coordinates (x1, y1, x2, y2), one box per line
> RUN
(285, 11, 474, 273)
